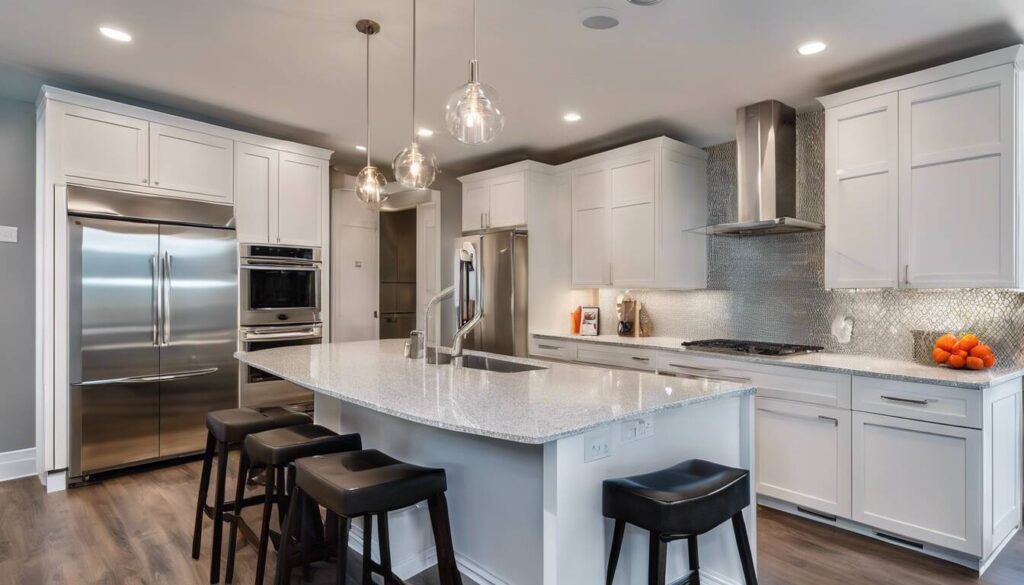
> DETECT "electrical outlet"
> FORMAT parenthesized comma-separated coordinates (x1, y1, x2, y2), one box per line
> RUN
(622, 420, 640, 443)
(584, 429, 610, 462)
(0, 225, 17, 243)
(637, 417, 655, 439)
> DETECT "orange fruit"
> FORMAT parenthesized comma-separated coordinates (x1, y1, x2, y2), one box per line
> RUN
(947, 354, 966, 369)
(958, 334, 979, 352)
(983, 354, 996, 368)
(966, 356, 985, 370)
(932, 347, 951, 363)
(969, 344, 993, 358)
(954, 349, 968, 359)
(935, 333, 958, 352)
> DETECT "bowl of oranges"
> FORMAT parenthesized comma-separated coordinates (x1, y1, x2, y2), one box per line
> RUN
(932, 333, 996, 370)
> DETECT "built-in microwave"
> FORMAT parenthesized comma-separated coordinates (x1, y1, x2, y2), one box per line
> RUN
(240, 244, 321, 326)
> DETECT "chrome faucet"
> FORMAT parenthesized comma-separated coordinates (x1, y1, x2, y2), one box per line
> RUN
(423, 285, 454, 364)
(451, 241, 482, 364)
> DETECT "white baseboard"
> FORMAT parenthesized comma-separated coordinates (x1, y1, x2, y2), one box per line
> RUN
(699, 567, 742, 585)
(0, 448, 36, 483)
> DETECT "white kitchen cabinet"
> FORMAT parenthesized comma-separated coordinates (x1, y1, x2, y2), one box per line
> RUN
(757, 397, 852, 518)
(609, 154, 657, 287)
(824, 94, 899, 288)
(853, 411, 982, 554)
(277, 151, 326, 247)
(459, 170, 527, 231)
(571, 165, 610, 286)
(820, 46, 1024, 289)
(233, 143, 278, 244)
(149, 123, 233, 202)
(899, 65, 1016, 288)
(56, 103, 149, 186)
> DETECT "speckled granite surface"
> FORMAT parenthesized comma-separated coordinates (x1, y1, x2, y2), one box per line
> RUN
(235, 339, 754, 444)
(533, 333, 1024, 390)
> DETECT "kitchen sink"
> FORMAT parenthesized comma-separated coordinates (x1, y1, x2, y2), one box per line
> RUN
(458, 355, 547, 373)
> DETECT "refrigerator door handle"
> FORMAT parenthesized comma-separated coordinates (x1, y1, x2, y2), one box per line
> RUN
(72, 367, 219, 386)
(151, 253, 161, 346)
(162, 252, 172, 345)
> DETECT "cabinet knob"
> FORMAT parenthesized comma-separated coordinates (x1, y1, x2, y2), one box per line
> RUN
(142, 179, 149, 184)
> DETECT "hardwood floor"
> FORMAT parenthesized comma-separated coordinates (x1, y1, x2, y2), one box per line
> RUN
(1, 457, 1022, 585)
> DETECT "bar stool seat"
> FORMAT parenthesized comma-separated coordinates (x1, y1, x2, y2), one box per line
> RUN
(206, 407, 311, 445)
(603, 459, 757, 585)
(297, 450, 447, 516)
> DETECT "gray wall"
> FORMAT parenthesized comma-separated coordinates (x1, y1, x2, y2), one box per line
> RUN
(598, 110, 1024, 367)
(0, 96, 36, 452)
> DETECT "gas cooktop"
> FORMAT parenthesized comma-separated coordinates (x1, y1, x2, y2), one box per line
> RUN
(681, 339, 825, 356)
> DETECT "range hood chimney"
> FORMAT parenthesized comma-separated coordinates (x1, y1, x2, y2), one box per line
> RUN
(708, 100, 824, 236)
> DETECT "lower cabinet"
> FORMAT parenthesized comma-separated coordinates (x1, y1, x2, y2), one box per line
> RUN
(756, 397, 852, 518)
(852, 411, 982, 555)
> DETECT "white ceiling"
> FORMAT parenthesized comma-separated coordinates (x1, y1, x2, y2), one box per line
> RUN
(0, 0, 1022, 175)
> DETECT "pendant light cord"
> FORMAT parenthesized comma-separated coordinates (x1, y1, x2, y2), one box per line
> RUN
(412, 0, 417, 144)
(365, 29, 371, 167)
(473, 0, 477, 60)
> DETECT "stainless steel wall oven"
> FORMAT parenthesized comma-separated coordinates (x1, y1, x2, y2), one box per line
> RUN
(240, 244, 321, 326)
(239, 323, 320, 409)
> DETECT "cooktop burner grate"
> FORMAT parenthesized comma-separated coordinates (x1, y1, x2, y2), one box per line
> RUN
(681, 339, 825, 356)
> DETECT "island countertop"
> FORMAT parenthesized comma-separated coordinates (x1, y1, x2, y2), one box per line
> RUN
(235, 339, 754, 444)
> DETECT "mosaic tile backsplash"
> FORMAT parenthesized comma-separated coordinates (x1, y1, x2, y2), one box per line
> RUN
(597, 111, 1024, 366)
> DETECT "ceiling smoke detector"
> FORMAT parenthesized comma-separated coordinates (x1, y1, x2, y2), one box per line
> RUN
(580, 7, 620, 30)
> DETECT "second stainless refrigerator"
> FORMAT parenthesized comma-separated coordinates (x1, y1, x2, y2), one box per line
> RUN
(455, 229, 528, 357)
(68, 187, 238, 480)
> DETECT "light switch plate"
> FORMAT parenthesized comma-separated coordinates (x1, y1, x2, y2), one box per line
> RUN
(0, 225, 17, 243)
(621, 417, 655, 443)
(584, 428, 610, 462)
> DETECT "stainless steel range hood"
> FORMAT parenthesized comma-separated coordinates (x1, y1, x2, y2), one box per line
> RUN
(707, 100, 824, 237)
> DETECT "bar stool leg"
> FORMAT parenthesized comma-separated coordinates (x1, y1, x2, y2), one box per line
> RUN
(688, 536, 700, 583)
(606, 520, 625, 585)
(210, 440, 230, 584)
(192, 432, 216, 559)
(336, 516, 350, 585)
(361, 514, 374, 585)
(254, 465, 277, 585)
(225, 451, 252, 584)
(427, 493, 463, 585)
(731, 513, 758, 585)
(378, 512, 397, 585)
(275, 484, 302, 585)
(648, 532, 666, 585)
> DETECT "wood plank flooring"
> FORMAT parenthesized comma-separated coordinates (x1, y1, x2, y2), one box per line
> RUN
(1, 456, 1022, 585)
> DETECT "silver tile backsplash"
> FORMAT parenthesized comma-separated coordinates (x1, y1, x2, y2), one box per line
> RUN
(598, 111, 1024, 365)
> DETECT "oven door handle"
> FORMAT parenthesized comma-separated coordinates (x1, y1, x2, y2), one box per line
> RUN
(243, 328, 322, 341)
(241, 264, 320, 272)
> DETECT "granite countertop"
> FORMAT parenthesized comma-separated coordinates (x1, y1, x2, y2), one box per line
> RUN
(234, 339, 754, 444)
(532, 333, 1024, 390)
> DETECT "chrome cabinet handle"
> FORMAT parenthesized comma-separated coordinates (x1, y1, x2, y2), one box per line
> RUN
(903, 264, 909, 285)
(668, 363, 719, 372)
(818, 415, 839, 425)
(759, 408, 840, 426)
(162, 252, 172, 345)
(631, 356, 650, 362)
(480, 212, 484, 228)
(537, 344, 562, 350)
(880, 395, 932, 406)
(151, 253, 160, 346)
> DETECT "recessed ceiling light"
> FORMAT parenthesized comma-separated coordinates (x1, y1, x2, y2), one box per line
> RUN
(580, 8, 619, 30)
(355, 145, 367, 152)
(563, 112, 582, 122)
(417, 127, 434, 138)
(626, 0, 663, 5)
(797, 41, 827, 56)
(99, 26, 132, 43)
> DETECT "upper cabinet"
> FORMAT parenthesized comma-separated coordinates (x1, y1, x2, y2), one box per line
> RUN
(820, 46, 1024, 289)
(234, 143, 278, 244)
(459, 168, 527, 231)
(56, 103, 150, 186)
(277, 152, 327, 247)
(569, 138, 707, 290)
(149, 123, 233, 202)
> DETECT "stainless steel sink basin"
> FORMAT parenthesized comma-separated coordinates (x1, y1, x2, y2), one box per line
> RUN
(458, 355, 547, 373)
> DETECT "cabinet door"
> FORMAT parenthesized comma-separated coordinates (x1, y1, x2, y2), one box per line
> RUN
(233, 143, 277, 244)
(149, 123, 233, 202)
(756, 397, 852, 518)
(462, 183, 489, 231)
(277, 152, 326, 246)
(609, 155, 655, 207)
(610, 203, 656, 286)
(898, 65, 1016, 288)
(852, 411, 981, 554)
(58, 104, 149, 186)
(825, 94, 899, 288)
(571, 166, 609, 286)
(488, 173, 527, 228)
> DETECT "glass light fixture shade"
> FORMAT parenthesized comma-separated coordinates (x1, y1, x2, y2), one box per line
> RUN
(445, 78, 504, 145)
(355, 165, 388, 208)
(393, 141, 438, 189)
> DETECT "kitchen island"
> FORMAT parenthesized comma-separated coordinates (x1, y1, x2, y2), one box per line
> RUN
(236, 339, 756, 585)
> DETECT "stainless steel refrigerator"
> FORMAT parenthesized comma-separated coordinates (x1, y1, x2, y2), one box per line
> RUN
(68, 186, 238, 480)
(455, 229, 528, 357)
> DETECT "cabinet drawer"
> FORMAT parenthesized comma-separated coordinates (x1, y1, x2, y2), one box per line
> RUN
(529, 337, 577, 361)
(576, 344, 656, 371)
(852, 377, 981, 428)
(656, 352, 852, 408)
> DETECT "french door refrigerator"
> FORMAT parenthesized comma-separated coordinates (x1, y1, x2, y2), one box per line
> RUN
(455, 229, 528, 357)
(68, 186, 238, 480)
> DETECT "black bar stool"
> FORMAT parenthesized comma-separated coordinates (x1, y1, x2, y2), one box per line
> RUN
(192, 406, 312, 584)
(224, 423, 362, 585)
(602, 459, 757, 585)
(276, 449, 463, 585)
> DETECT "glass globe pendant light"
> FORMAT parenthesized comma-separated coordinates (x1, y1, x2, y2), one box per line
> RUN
(355, 19, 388, 208)
(444, 0, 505, 144)
(393, 0, 438, 189)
